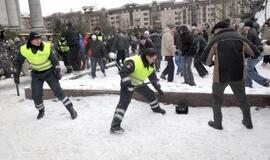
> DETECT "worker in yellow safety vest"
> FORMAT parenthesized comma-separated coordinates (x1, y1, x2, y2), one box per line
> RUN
(14, 32, 77, 120)
(110, 48, 165, 134)
(57, 37, 73, 73)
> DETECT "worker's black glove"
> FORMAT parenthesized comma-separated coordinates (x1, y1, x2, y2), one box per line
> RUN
(54, 67, 62, 80)
(122, 80, 134, 92)
(14, 76, 20, 84)
(155, 81, 163, 95)
(157, 88, 164, 96)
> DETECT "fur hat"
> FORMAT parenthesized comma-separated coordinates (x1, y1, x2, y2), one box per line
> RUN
(211, 21, 229, 34)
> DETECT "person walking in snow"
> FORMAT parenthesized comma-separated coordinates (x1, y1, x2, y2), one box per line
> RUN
(243, 21, 270, 88)
(110, 48, 165, 133)
(13, 32, 78, 120)
(88, 35, 107, 79)
(160, 23, 177, 82)
(202, 21, 260, 130)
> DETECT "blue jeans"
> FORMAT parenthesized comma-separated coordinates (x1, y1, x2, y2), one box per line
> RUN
(183, 56, 195, 86)
(245, 56, 268, 87)
(175, 54, 183, 75)
(91, 57, 106, 77)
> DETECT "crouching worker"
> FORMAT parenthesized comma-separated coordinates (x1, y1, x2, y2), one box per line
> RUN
(110, 48, 165, 133)
(14, 32, 77, 120)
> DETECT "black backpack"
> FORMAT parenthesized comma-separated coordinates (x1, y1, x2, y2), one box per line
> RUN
(175, 103, 189, 114)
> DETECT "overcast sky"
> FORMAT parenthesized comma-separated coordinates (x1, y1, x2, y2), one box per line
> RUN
(19, 0, 175, 16)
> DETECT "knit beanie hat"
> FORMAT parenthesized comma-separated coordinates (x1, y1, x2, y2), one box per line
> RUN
(29, 32, 41, 41)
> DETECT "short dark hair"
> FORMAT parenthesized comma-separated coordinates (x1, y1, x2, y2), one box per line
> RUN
(143, 48, 157, 57)
(94, 26, 101, 31)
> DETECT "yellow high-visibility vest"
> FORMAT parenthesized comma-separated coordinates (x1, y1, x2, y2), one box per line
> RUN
(58, 40, 70, 52)
(125, 55, 155, 86)
(20, 42, 52, 71)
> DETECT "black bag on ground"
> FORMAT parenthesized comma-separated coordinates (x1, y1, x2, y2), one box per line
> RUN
(175, 104, 188, 114)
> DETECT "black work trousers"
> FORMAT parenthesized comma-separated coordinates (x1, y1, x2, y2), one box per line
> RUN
(211, 81, 252, 125)
(111, 85, 158, 126)
(31, 69, 65, 108)
(116, 50, 126, 70)
(194, 55, 208, 77)
(69, 45, 81, 71)
(161, 56, 175, 82)
(59, 51, 71, 68)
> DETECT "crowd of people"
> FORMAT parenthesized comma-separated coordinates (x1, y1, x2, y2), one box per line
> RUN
(1, 17, 269, 132)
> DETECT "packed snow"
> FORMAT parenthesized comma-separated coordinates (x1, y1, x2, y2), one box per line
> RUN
(0, 60, 270, 160)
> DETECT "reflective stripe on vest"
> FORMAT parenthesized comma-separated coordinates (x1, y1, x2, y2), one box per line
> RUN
(20, 42, 53, 71)
(58, 40, 70, 52)
(125, 55, 155, 86)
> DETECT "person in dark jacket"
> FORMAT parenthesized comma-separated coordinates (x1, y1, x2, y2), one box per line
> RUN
(139, 35, 154, 55)
(110, 48, 165, 134)
(13, 32, 77, 120)
(88, 35, 107, 78)
(61, 22, 80, 73)
(180, 25, 196, 86)
(149, 29, 162, 72)
(243, 21, 270, 88)
(202, 21, 260, 130)
(112, 28, 129, 70)
(56, 37, 72, 74)
(193, 29, 208, 78)
(174, 26, 183, 76)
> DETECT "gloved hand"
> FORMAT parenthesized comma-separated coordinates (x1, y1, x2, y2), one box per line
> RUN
(126, 83, 135, 92)
(14, 76, 20, 84)
(122, 80, 134, 92)
(157, 88, 164, 96)
(54, 68, 62, 80)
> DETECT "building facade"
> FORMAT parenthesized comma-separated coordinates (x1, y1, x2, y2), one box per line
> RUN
(87, 0, 248, 31)
(43, 0, 263, 33)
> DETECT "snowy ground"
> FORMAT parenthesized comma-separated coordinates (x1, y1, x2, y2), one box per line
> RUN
(0, 61, 270, 160)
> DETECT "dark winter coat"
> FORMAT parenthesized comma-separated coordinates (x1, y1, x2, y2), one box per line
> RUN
(180, 27, 194, 56)
(194, 34, 207, 58)
(245, 28, 260, 45)
(139, 39, 154, 55)
(202, 28, 260, 83)
(174, 31, 183, 50)
(61, 26, 80, 46)
(112, 32, 129, 51)
(149, 33, 162, 49)
(90, 40, 106, 58)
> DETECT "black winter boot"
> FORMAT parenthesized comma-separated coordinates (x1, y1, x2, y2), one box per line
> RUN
(110, 117, 124, 134)
(110, 124, 124, 134)
(37, 108, 45, 120)
(208, 121, 223, 130)
(152, 107, 166, 115)
(66, 104, 77, 119)
(242, 120, 253, 129)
